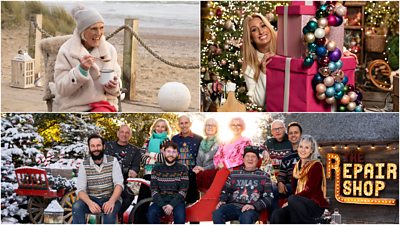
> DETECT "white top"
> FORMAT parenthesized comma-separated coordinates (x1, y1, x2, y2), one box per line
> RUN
(243, 51, 267, 107)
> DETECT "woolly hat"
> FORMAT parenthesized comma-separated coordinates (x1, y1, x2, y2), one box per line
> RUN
(71, 4, 104, 34)
(243, 146, 260, 159)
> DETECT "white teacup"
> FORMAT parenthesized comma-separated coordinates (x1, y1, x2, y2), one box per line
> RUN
(99, 69, 115, 85)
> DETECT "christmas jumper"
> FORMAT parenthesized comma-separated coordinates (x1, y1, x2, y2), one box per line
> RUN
(171, 132, 203, 169)
(219, 167, 273, 211)
(277, 151, 299, 190)
(104, 141, 141, 182)
(214, 136, 252, 169)
(150, 162, 189, 208)
(263, 134, 293, 176)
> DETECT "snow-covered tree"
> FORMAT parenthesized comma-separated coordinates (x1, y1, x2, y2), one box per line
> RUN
(1, 114, 44, 222)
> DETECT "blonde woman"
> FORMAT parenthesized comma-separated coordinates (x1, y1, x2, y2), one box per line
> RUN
(135, 118, 171, 223)
(242, 13, 277, 108)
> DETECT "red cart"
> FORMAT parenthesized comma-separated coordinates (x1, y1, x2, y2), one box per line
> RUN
(14, 167, 77, 224)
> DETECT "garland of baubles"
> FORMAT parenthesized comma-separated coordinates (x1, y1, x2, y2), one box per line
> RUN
(302, 2, 363, 112)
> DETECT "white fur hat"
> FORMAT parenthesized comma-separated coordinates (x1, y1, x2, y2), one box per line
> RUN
(71, 4, 104, 34)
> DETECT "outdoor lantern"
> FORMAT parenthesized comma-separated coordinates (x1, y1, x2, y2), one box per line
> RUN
(11, 50, 35, 88)
(43, 200, 64, 224)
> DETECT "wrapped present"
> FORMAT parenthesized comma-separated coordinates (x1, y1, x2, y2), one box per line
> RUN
(266, 55, 356, 112)
(276, 5, 315, 58)
(276, 2, 344, 58)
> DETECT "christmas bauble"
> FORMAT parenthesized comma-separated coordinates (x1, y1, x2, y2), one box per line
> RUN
(328, 61, 337, 71)
(327, 14, 337, 26)
(318, 18, 328, 28)
(340, 94, 350, 105)
(303, 55, 314, 67)
(319, 67, 331, 77)
(304, 33, 316, 43)
(158, 82, 191, 112)
(316, 92, 326, 100)
(347, 102, 356, 111)
(328, 48, 342, 62)
(326, 41, 337, 52)
(348, 91, 358, 102)
(307, 21, 318, 32)
(314, 28, 326, 39)
(316, 46, 328, 57)
(354, 105, 363, 112)
(335, 5, 347, 17)
(324, 77, 335, 87)
(335, 59, 343, 70)
(308, 42, 318, 52)
(315, 37, 327, 46)
(335, 15, 343, 26)
(325, 86, 335, 97)
(326, 96, 335, 104)
(316, 83, 327, 94)
(318, 56, 330, 67)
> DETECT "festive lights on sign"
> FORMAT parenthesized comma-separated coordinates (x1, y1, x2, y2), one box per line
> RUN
(325, 145, 398, 206)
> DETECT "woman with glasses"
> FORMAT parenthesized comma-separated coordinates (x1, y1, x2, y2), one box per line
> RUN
(193, 118, 220, 192)
(213, 117, 252, 170)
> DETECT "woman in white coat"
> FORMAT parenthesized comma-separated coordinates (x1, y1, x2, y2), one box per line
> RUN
(54, 5, 121, 112)
(242, 13, 277, 109)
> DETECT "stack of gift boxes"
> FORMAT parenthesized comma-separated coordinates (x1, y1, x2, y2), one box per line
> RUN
(266, 1, 357, 112)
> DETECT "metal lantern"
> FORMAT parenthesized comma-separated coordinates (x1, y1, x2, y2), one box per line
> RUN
(11, 50, 35, 88)
(43, 200, 64, 224)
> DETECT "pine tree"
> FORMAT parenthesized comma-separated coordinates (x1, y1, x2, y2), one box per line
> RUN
(201, 1, 287, 108)
(1, 114, 44, 222)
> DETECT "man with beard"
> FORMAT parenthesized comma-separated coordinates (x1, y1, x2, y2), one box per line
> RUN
(171, 115, 203, 204)
(147, 142, 189, 224)
(72, 134, 124, 224)
(104, 124, 141, 221)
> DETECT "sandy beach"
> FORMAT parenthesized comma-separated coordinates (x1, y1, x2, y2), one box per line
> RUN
(1, 21, 200, 112)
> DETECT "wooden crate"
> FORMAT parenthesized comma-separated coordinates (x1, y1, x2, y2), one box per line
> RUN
(393, 74, 399, 112)
(11, 59, 35, 88)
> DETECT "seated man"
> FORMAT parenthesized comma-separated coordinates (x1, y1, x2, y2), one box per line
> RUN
(212, 146, 274, 224)
(147, 142, 189, 224)
(72, 134, 124, 224)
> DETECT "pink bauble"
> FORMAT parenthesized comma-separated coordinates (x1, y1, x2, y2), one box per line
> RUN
(323, 76, 335, 87)
(340, 95, 350, 105)
(316, 92, 326, 100)
(326, 96, 336, 104)
(326, 41, 337, 51)
(348, 91, 358, 102)
(316, 83, 327, 94)
(318, 18, 328, 28)
(327, 14, 337, 26)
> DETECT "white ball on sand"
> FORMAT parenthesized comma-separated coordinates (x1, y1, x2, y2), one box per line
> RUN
(158, 82, 191, 112)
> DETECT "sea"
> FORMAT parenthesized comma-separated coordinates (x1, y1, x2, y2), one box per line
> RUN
(44, 1, 200, 36)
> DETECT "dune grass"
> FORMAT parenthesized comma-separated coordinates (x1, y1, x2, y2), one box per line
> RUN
(1, 1, 75, 35)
